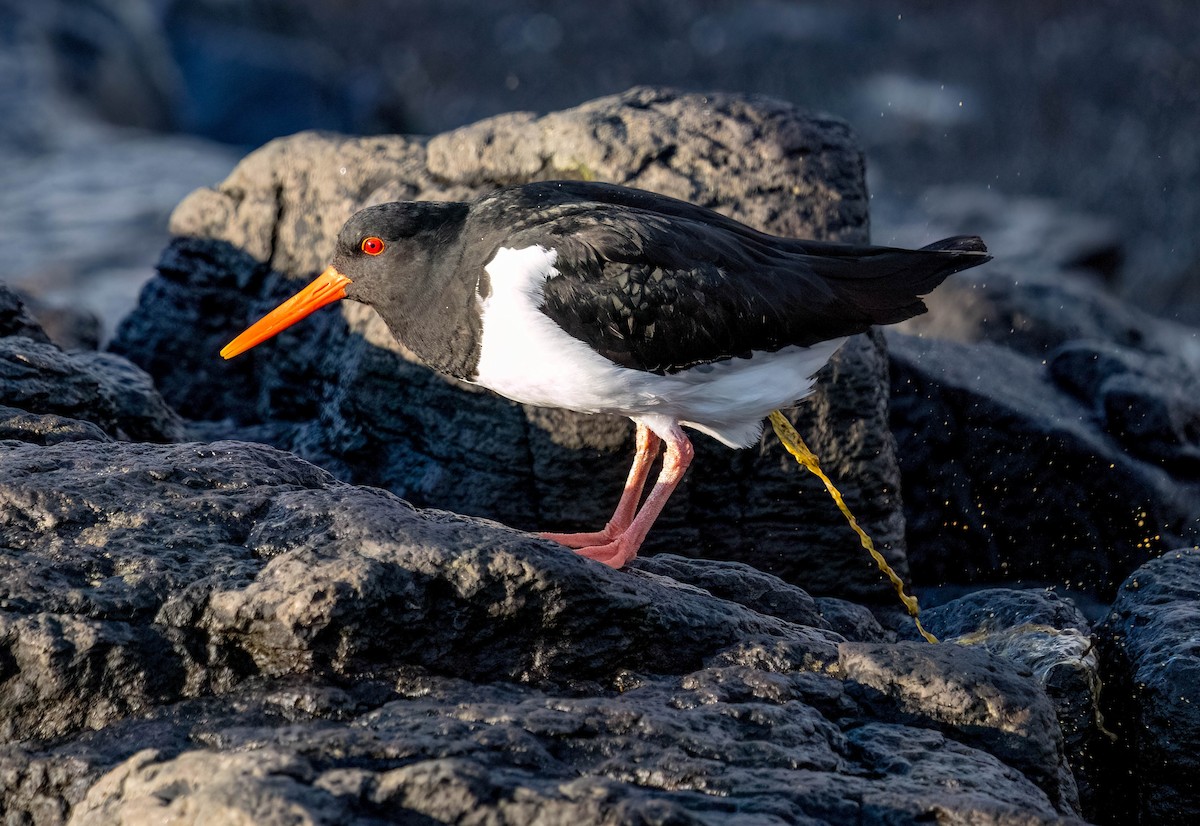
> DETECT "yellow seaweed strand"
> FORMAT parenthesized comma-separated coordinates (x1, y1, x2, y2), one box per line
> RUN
(767, 410, 938, 644)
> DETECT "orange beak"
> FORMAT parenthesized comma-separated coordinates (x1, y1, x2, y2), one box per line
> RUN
(220, 266, 352, 359)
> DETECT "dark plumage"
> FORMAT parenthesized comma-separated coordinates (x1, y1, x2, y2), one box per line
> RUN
(222, 180, 990, 568)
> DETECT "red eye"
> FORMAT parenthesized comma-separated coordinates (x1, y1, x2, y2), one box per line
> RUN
(361, 236, 385, 256)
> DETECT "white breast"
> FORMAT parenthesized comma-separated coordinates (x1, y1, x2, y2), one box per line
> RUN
(473, 245, 845, 448)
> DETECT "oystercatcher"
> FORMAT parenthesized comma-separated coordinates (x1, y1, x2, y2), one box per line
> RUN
(221, 180, 989, 568)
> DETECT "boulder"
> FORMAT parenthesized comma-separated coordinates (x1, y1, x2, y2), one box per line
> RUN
(922, 588, 1105, 814)
(111, 87, 907, 600)
(887, 331, 1200, 596)
(1095, 549, 1200, 826)
(0, 287, 183, 443)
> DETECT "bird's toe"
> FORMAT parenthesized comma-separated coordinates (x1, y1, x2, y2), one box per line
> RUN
(573, 538, 639, 569)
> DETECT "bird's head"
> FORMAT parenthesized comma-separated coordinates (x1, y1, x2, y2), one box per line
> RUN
(220, 200, 468, 359)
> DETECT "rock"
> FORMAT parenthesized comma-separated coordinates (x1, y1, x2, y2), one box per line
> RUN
(887, 332, 1200, 597)
(15, 293, 104, 351)
(0, 285, 52, 343)
(0, 325, 184, 444)
(0, 438, 1083, 824)
(1049, 341, 1200, 474)
(0, 405, 111, 445)
(839, 639, 1077, 814)
(896, 261, 1200, 367)
(111, 88, 909, 600)
(922, 588, 1105, 817)
(1095, 549, 1200, 826)
(0, 285, 179, 443)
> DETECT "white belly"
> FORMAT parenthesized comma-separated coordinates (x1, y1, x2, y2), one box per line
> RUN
(473, 245, 845, 448)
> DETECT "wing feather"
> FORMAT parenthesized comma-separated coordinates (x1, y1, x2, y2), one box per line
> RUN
(478, 182, 989, 374)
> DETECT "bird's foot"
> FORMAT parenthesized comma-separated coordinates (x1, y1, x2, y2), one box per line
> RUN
(538, 525, 620, 550)
(573, 537, 640, 569)
(538, 528, 641, 568)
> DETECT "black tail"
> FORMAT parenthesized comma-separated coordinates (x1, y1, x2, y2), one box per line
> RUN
(818, 234, 990, 324)
(920, 235, 990, 256)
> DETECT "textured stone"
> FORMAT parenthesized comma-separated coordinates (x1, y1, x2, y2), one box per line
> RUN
(887, 332, 1200, 596)
(923, 588, 1104, 815)
(0, 335, 183, 443)
(1096, 549, 1200, 826)
(0, 438, 1083, 824)
(839, 639, 1076, 813)
(0, 287, 183, 444)
(0, 285, 52, 343)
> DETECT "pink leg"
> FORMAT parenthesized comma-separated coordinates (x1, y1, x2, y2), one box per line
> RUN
(574, 423, 694, 569)
(540, 424, 661, 548)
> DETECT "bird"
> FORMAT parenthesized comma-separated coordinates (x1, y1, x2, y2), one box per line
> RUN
(221, 180, 989, 568)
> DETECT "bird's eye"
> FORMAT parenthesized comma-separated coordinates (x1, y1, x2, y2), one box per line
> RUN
(361, 237, 385, 256)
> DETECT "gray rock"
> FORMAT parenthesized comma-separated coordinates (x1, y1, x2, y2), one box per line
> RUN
(897, 261, 1200, 367)
(1049, 341, 1200, 473)
(0, 404, 111, 445)
(0, 439, 1083, 824)
(0, 285, 52, 343)
(111, 88, 908, 600)
(0, 332, 184, 443)
(839, 639, 1077, 814)
(1096, 549, 1200, 826)
(923, 588, 1104, 815)
(887, 332, 1200, 596)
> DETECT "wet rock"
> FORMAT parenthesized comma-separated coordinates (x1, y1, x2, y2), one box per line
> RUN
(0, 285, 52, 343)
(1048, 341, 1200, 474)
(923, 588, 1105, 816)
(1096, 549, 1200, 826)
(887, 332, 1200, 597)
(0, 332, 184, 444)
(839, 639, 1077, 814)
(111, 88, 908, 600)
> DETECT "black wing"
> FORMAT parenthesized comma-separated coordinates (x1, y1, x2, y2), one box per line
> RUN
(484, 181, 990, 374)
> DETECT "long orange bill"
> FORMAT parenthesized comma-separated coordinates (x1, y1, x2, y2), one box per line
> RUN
(220, 266, 352, 359)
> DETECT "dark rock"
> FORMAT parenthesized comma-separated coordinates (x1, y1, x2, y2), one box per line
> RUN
(0, 331, 184, 443)
(898, 262, 1194, 363)
(0, 285, 52, 343)
(1047, 343, 1200, 474)
(17, 295, 104, 351)
(111, 88, 909, 601)
(839, 639, 1077, 814)
(1096, 549, 1200, 826)
(923, 588, 1106, 818)
(0, 405, 111, 445)
(887, 332, 1200, 596)
(923, 588, 1091, 639)
(0, 438, 1083, 824)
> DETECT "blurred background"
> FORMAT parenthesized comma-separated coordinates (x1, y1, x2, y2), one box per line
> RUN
(2, 0, 1197, 343)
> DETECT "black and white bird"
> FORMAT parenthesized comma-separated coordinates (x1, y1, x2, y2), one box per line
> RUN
(221, 180, 989, 568)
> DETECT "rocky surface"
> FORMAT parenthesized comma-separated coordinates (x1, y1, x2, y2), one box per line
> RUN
(1, 283, 1094, 822)
(3, 79, 1198, 824)
(889, 259, 1200, 597)
(1096, 549, 1200, 826)
(0, 431, 1085, 825)
(111, 87, 907, 602)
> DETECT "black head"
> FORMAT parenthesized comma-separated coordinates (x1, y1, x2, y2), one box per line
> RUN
(220, 199, 470, 361)
(333, 201, 470, 306)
